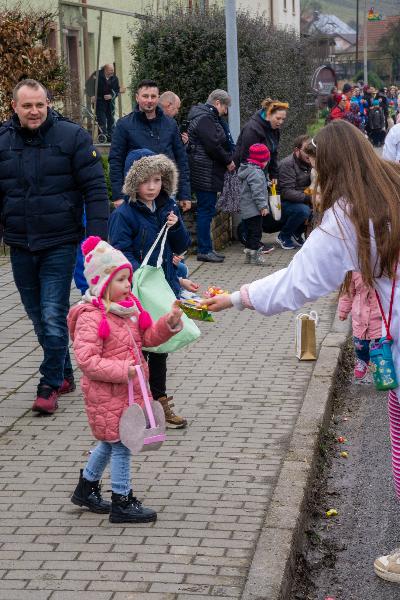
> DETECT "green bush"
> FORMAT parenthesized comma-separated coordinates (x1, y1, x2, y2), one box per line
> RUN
(130, 8, 316, 157)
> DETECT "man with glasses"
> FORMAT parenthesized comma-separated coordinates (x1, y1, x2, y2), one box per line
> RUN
(276, 135, 312, 250)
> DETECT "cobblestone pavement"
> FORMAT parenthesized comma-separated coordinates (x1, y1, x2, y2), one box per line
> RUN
(0, 238, 337, 600)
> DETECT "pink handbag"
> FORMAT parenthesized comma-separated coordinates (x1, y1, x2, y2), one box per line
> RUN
(119, 365, 166, 453)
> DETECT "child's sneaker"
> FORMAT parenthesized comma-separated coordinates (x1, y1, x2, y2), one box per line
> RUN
(249, 248, 266, 266)
(259, 242, 275, 254)
(374, 548, 400, 582)
(354, 358, 369, 383)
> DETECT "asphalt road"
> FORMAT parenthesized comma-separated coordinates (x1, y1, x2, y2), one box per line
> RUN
(291, 364, 400, 600)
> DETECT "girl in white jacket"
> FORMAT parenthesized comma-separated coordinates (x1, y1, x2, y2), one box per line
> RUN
(382, 113, 400, 163)
(203, 120, 400, 583)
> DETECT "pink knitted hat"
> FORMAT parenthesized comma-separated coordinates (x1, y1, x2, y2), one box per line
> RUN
(81, 236, 152, 338)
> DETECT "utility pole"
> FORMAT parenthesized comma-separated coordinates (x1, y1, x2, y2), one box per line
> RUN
(224, 0, 240, 142)
(363, 0, 368, 84)
(355, 0, 359, 73)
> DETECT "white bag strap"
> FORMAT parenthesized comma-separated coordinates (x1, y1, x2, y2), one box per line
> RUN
(141, 222, 169, 268)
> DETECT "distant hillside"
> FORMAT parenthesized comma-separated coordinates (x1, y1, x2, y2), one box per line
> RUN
(302, 0, 399, 28)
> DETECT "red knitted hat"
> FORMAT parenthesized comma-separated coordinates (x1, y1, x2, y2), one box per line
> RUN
(248, 143, 270, 166)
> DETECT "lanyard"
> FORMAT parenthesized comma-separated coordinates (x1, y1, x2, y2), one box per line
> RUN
(375, 262, 398, 341)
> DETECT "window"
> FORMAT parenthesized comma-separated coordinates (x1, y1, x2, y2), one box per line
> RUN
(283, 0, 287, 11)
(292, 0, 296, 14)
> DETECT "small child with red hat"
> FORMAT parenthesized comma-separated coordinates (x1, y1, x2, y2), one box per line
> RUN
(67, 236, 183, 524)
(237, 143, 271, 265)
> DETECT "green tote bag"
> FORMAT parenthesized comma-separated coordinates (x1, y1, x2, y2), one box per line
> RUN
(132, 223, 201, 353)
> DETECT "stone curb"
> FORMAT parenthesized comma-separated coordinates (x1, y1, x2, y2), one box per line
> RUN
(242, 310, 351, 600)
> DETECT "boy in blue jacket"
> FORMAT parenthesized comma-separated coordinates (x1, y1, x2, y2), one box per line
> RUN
(109, 153, 191, 428)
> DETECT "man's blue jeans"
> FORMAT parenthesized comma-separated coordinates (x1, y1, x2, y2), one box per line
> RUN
(10, 244, 77, 390)
(84, 441, 131, 495)
(194, 190, 218, 254)
(280, 201, 312, 240)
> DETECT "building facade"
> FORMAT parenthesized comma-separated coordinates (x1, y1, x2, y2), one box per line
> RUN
(236, 0, 300, 33)
(5, 0, 300, 120)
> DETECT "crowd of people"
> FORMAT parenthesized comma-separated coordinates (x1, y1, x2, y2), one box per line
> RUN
(2, 75, 400, 580)
(327, 82, 400, 147)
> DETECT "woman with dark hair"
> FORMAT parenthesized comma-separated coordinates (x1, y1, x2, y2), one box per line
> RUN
(203, 119, 400, 583)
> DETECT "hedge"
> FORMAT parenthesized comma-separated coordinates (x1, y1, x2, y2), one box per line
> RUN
(130, 7, 316, 157)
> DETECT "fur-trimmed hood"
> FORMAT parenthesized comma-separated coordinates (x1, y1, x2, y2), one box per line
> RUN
(122, 154, 178, 202)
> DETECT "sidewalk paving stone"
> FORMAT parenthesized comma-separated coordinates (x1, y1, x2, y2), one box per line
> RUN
(0, 240, 337, 598)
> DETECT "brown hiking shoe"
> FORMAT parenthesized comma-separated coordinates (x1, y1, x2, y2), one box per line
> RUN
(158, 396, 187, 429)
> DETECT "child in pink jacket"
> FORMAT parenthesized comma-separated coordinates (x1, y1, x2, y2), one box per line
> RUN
(67, 236, 182, 524)
(338, 271, 382, 383)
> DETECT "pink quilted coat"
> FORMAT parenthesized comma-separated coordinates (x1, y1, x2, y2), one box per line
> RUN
(68, 303, 180, 442)
(338, 272, 382, 339)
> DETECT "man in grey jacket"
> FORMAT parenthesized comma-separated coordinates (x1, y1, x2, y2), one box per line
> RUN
(276, 135, 312, 250)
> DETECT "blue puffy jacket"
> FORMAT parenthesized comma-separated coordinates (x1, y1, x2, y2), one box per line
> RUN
(109, 106, 191, 202)
(0, 111, 109, 251)
(108, 192, 190, 297)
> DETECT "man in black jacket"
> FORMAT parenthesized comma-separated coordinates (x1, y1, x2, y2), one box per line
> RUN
(86, 64, 120, 141)
(109, 79, 191, 210)
(0, 79, 109, 415)
(276, 135, 312, 250)
(187, 89, 235, 262)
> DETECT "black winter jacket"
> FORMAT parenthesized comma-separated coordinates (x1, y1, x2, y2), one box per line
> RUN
(85, 68, 120, 101)
(0, 111, 109, 251)
(187, 104, 233, 193)
(234, 110, 281, 179)
(109, 106, 191, 201)
(369, 106, 385, 131)
(278, 153, 311, 204)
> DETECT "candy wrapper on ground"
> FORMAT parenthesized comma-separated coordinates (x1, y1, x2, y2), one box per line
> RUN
(178, 299, 214, 322)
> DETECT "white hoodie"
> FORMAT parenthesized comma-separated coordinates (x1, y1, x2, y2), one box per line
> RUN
(383, 123, 400, 163)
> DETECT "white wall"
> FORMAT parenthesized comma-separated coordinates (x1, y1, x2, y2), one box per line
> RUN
(236, 0, 300, 33)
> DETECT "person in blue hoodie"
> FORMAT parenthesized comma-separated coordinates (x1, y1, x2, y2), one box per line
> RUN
(109, 151, 191, 429)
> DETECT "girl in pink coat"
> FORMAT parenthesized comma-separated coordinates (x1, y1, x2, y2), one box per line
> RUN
(338, 271, 382, 383)
(67, 236, 182, 524)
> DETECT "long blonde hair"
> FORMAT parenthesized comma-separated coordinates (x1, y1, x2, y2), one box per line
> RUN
(314, 120, 400, 285)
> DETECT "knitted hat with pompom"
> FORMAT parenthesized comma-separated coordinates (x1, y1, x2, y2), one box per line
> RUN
(81, 236, 152, 338)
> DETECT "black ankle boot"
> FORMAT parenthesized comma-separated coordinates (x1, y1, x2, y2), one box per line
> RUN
(109, 490, 157, 523)
(71, 469, 111, 513)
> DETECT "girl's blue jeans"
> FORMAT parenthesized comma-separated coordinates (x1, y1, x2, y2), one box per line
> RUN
(83, 441, 131, 495)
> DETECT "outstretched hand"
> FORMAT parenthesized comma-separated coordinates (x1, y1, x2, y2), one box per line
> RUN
(200, 295, 233, 312)
(167, 300, 183, 328)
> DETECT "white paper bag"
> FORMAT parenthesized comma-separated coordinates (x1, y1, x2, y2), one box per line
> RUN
(268, 194, 281, 220)
(295, 311, 318, 360)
